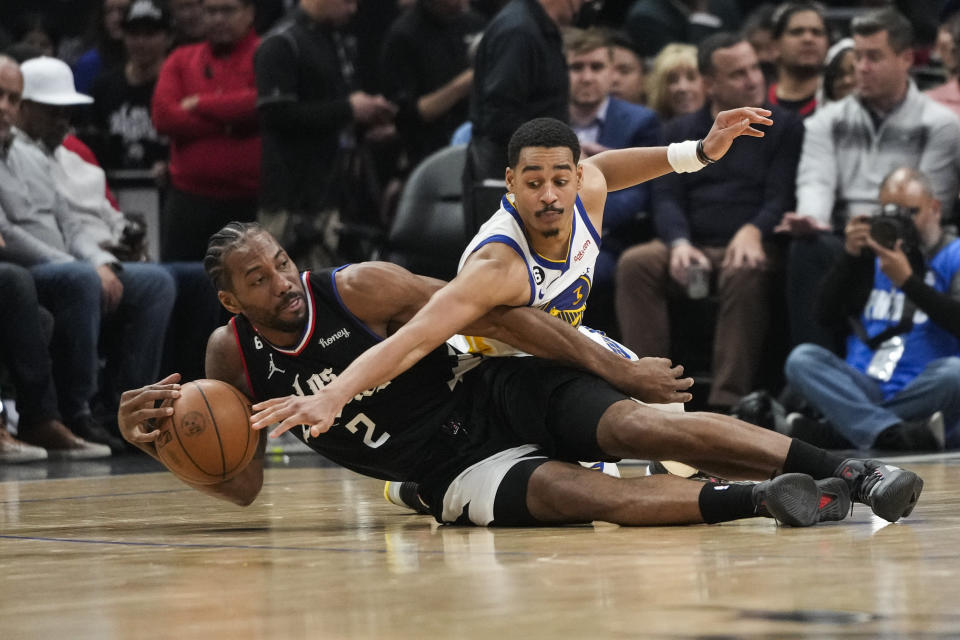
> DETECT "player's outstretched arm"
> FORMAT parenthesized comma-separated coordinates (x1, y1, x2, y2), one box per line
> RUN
(251, 257, 531, 438)
(471, 306, 693, 404)
(583, 106, 772, 192)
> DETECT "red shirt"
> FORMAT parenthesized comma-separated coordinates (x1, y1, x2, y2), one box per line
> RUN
(152, 29, 261, 199)
(767, 83, 817, 118)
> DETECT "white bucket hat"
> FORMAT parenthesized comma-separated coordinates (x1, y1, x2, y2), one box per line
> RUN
(21, 56, 93, 106)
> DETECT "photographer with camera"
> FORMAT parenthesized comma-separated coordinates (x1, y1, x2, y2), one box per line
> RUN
(775, 8, 960, 351)
(782, 167, 960, 451)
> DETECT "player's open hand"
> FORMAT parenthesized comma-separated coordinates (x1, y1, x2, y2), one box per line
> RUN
(117, 373, 181, 448)
(250, 392, 343, 439)
(627, 357, 694, 404)
(702, 107, 772, 161)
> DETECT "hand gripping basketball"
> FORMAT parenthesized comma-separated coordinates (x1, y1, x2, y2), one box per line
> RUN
(153, 379, 258, 485)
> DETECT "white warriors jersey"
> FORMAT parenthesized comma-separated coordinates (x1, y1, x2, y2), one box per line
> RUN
(448, 194, 688, 471)
(448, 193, 637, 360)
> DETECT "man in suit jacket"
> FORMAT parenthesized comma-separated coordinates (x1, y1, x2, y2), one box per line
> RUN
(615, 33, 804, 409)
(565, 28, 662, 335)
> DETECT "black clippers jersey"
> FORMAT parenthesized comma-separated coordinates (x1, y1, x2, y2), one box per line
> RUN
(232, 269, 473, 480)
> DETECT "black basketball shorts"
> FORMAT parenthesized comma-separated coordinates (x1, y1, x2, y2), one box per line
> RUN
(421, 357, 630, 526)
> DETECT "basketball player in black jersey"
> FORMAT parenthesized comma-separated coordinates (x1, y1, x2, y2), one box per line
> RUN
(119, 223, 924, 526)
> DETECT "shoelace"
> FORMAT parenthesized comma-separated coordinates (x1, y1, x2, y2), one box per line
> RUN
(855, 466, 886, 504)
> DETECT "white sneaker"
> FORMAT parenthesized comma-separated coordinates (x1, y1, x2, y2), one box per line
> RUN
(19, 420, 112, 460)
(0, 428, 48, 463)
(45, 437, 111, 460)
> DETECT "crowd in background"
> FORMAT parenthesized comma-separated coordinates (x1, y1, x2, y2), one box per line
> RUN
(1, 0, 960, 463)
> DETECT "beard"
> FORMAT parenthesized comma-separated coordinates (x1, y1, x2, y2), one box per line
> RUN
(784, 62, 824, 81)
(262, 292, 307, 333)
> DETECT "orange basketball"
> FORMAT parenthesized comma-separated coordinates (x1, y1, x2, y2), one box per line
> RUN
(155, 379, 257, 485)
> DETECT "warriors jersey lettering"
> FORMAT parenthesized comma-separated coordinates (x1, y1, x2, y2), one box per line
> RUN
(232, 268, 479, 480)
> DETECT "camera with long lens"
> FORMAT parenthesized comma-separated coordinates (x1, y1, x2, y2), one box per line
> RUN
(870, 202, 920, 253)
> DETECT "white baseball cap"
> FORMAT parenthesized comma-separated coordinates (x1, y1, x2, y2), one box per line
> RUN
(21, 57, 93, 106)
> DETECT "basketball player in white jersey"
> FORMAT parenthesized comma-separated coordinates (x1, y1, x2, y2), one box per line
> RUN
(447, 117, 697, 483)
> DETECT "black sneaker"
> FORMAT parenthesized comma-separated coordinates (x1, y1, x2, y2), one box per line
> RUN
(784, 413, 854, 449)
(752, 473, 851, 526)
(68, 414, 126, 455)
(835, 459, 924, 522)
(873, 412, 945, 452)
(384, 481, 431, 515)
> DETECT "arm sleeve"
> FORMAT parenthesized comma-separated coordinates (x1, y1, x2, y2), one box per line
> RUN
(900, 274, 960, 339)
(254, 35, 354, 135)
(816, 250, 874, 328)
(753, 115, 802, 236)
(151, 53, 224, 139)
(795, 110, 838, 225)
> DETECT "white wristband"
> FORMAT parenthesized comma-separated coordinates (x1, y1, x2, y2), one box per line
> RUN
(667, 140, 707, 173)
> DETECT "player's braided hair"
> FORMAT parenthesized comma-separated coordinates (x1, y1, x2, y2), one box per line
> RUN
(204, 221, 266, 291)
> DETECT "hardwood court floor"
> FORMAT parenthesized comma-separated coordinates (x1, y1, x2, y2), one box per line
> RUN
(3, 455, 960, 639)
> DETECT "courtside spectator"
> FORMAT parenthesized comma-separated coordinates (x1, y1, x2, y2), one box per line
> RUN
(85, 0, 170, 175)
(778, 8, 960, 350)
(255, 0, 395, 269)
(926, 13, 960, 119)
(564, 27, 661, 335)
(609, 31, 647, 105)
(463, 0, 582, 233)
(626, 0, 741, 58)
(73, 0, 130, 94)
(819, 38, 855, 106)
(741, 3, 777, 85)
(767, 2, 828, 118)
(0, 56, 174, 453)
(616, 33, 803, 410)
(784, 168, 960, 451)
(169, 0, 207, 47)
(152, 0, 261, 261)
(646, 43, 705, 122)
(380, 0, 485, 167)
(0, 260, 111, 461)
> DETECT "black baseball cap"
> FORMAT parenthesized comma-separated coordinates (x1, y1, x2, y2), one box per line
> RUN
(124, 0, 170, 31)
